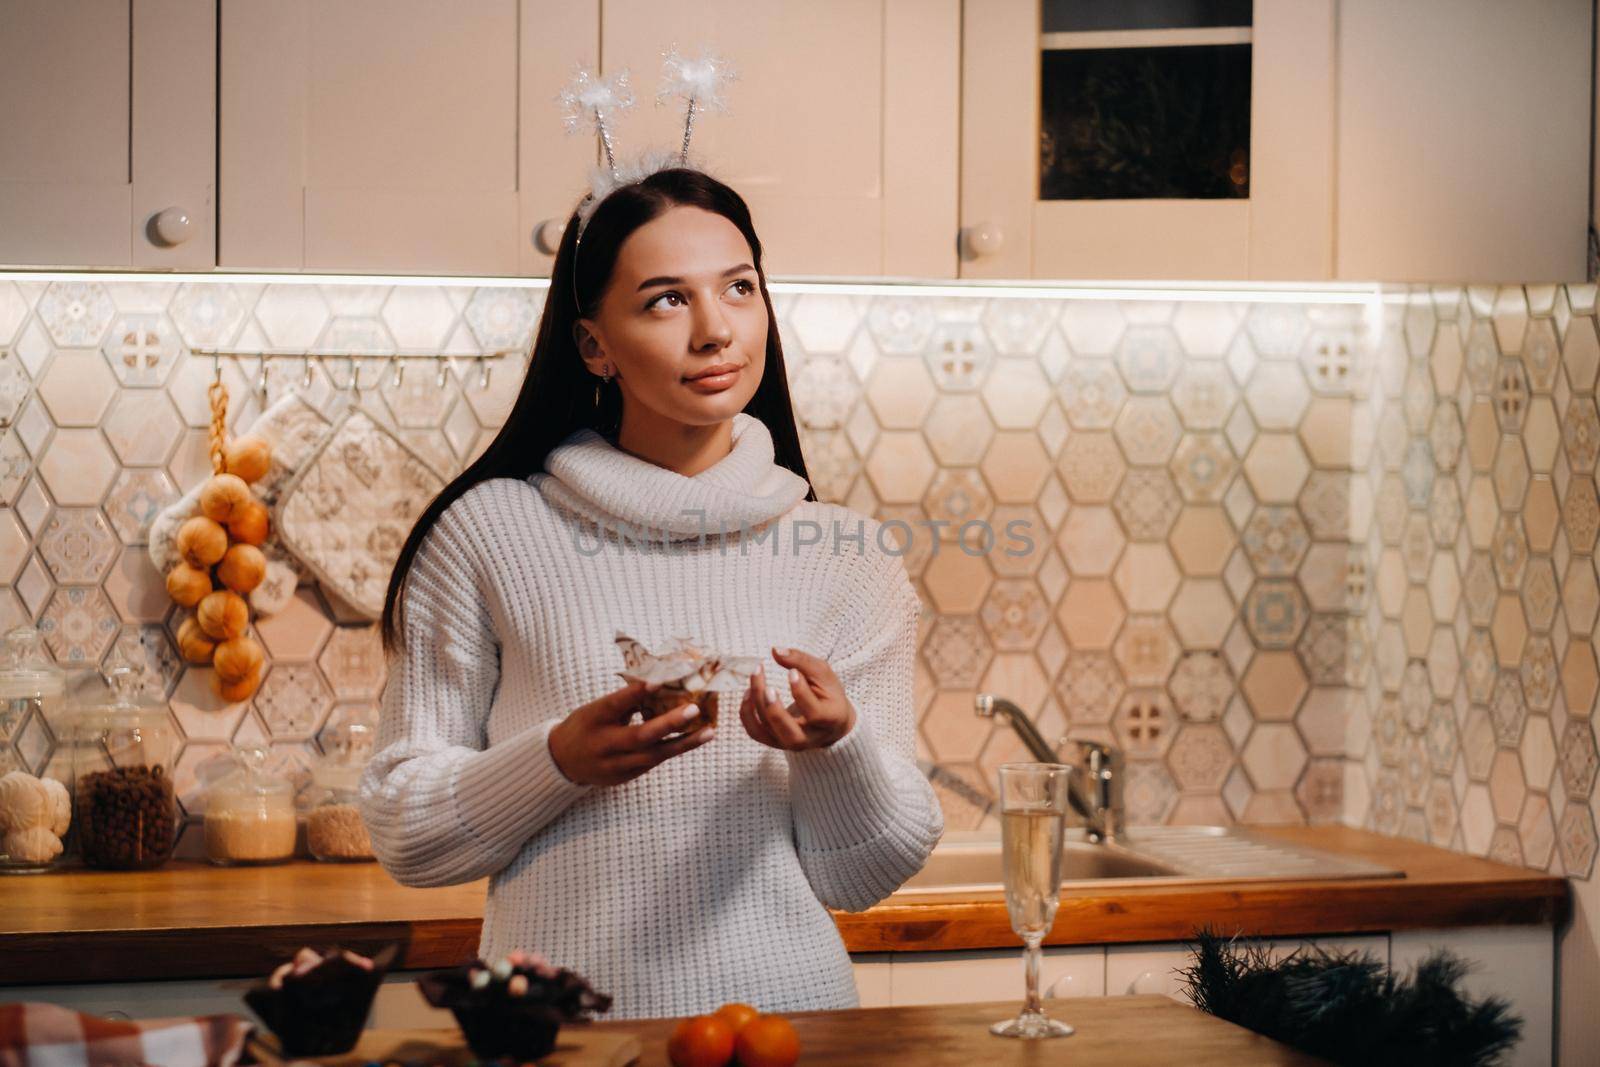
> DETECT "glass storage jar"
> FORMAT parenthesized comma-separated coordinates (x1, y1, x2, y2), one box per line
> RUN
(68, 665, 179, 870)
(305, 719, 373, 862)
(203, 745, 297, 866)
(304, 762, 373, 862)
(0, 626, 70, 872)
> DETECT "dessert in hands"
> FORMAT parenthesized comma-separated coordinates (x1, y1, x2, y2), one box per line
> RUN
(614, 631, 762, 735)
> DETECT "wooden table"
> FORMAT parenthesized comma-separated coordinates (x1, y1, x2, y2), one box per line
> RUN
(592, 997, 1326, 1065)
(256, 997, 1324, 1066)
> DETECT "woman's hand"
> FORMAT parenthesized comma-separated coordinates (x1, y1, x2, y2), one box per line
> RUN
(548, 679, 713, 787)
(738, 646, 856, 752)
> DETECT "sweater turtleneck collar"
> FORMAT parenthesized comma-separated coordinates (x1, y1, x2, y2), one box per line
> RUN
(537, 412, 811, 541)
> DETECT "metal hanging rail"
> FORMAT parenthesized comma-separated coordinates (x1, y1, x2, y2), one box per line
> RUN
(187, 348, 518, 392)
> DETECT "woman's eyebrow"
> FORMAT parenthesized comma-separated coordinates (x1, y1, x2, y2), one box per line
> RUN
(635, 264, 755, 292)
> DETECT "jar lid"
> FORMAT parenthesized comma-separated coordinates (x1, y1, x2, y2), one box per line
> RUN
(0, 626, 65, 699)
(208, 745, 294, 801)
(66, 665, 168, 729)
(311, 761, 365, 792)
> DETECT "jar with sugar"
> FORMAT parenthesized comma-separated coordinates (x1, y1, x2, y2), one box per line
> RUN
(203, 744, 297, 866)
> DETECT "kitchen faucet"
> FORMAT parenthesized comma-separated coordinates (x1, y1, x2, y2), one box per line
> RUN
(974, 693, 1125, 843)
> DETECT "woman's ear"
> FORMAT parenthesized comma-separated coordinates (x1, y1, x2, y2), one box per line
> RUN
(572, 319, 609, 377)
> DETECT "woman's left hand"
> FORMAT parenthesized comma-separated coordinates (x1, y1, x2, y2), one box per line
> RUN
(738, 646, 856, 751)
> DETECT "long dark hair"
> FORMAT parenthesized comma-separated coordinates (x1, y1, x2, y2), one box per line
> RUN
(380, 168, 816, 653)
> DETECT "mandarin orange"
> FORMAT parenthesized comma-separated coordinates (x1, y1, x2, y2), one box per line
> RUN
(667, 1014, 735, 1067)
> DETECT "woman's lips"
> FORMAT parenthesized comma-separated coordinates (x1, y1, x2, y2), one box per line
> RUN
(683, 365, 743, 392)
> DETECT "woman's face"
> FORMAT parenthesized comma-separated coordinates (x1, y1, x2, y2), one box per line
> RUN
(576, 204, 768, 430)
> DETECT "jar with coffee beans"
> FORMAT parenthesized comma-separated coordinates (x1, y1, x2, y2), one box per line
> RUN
(67, 666, 179, 870)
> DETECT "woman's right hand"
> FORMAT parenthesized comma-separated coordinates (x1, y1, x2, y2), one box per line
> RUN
(547, 679, 715, 786)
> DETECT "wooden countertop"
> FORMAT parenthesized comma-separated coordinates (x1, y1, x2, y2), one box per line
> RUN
(0, 826, 1567, 986)
(255, 997, 1323, 1066)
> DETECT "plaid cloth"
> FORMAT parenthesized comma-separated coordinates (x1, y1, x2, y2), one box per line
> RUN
(0, 1002, 252, 1067)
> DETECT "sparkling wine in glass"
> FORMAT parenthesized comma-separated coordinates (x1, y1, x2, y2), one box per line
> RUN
(990, 762, 1075, 1039)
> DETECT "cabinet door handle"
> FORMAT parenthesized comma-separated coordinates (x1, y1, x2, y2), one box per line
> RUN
(532, 218, 567, 255)
(959, 221, 1005, 260)
(1127, 969, 1163, 995)
(148, 207, 193, 247)
(1046, 973, 1076, 998)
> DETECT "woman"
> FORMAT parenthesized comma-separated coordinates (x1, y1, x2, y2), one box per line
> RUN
(360, 167, 943, 1020)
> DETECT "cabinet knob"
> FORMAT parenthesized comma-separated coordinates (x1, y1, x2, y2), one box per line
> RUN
(532, 218, 567, 256)
(148, 207, 194, 248)
(1046, 973, 1076, 998)
(959, 221, 1005, 260)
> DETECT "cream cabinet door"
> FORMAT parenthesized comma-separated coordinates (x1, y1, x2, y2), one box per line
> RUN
(885, 946, 1105, 1006)
(598, 0, 959, 279)
(0, 0, 215, 269)
(1103, 942, 1194, 1000)
(1104, 934, 1388, 1003)
(1390, 927, 1554, 1067)
(220, 0, 596, 276)
(1336, 0, 1590, 283)
(960, 0, 1332, 282)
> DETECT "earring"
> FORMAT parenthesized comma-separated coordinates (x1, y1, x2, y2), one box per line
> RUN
(594, 363, 611, 407)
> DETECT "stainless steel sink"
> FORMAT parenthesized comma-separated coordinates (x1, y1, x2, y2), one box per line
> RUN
(901, 839, 1177, 891)
(893, 825, 1405, 897)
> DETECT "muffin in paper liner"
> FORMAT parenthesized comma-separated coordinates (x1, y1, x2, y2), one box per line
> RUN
(243, 943, 397, 1057)
(614, 631, 762, 735)
(414, 951, 612, 1062)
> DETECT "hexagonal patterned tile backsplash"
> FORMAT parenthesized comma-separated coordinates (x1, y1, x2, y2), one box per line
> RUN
(0, 278, 1595, 880)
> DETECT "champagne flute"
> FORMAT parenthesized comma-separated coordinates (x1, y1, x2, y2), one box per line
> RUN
(990, 762, 1075, 1039)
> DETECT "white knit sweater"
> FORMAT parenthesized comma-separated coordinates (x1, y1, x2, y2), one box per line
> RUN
(359, 412, 943, 1020)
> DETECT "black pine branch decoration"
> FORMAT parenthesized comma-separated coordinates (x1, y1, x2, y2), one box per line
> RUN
(1178, 927, 1522, 1066)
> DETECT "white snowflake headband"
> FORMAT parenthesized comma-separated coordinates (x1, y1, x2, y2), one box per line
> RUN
(557, 47, 737, 246)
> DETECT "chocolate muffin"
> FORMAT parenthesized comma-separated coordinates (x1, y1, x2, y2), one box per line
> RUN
(415, 951, 612, 1062)
(243, 944, 396, 1057)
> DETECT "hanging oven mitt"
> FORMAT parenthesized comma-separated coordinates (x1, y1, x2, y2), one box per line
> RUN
(273, 407, 447, 621)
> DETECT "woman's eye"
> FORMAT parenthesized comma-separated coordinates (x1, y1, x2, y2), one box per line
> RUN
(647, 280, 753, 310)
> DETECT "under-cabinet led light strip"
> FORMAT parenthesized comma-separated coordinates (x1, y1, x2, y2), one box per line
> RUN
(0, 269, 1381, 305)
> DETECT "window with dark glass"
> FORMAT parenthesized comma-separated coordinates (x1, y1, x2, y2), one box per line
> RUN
(1039, 1, 1252, 201)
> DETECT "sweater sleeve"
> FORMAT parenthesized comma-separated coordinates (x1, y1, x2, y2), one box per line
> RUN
(358, 497, 591, 888)
(784, 545, 944, 911)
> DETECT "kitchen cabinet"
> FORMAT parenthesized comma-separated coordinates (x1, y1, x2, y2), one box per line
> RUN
(219, 0, 592, 276)
(886, 946, 1104, 1006)
(217, 0, 958, 279)
(5, 1, 1588, 283)
(1335, 0, 1590, 283)
(596, 0, 959, 279)
(1390, 926, 1554, 1067)
(960, 0, 1590, 283)
(0, 0, 215, 270)
(960, 0, 1333, 281)
(1104, 935, 1388, 999)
